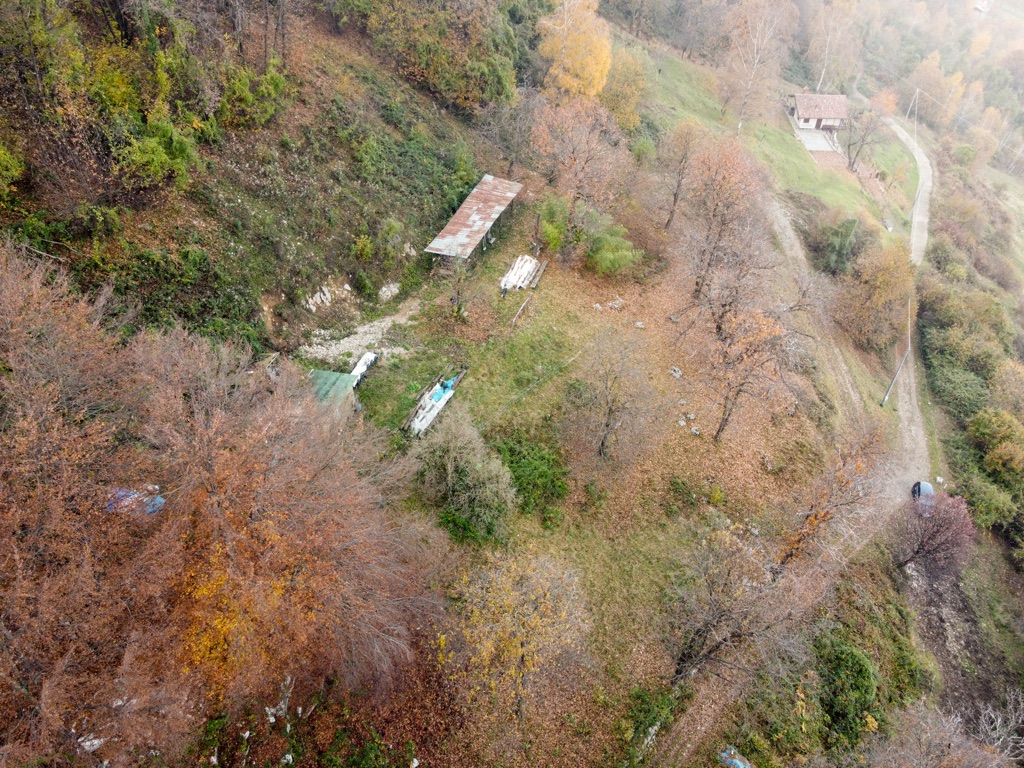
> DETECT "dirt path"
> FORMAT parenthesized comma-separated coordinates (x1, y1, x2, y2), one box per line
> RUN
(296, 297, 421, 366)
(650, 129, 934, 768)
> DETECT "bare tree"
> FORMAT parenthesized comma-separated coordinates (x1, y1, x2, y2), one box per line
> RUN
(843, 106, 886, 172)
(860, 702, 1010, 768)
(476, 87, 543, 179)
(888, 493, 975, 572)
(532, 98, 624, 232)
(804, 0, 859, 94)
(659, 120, 707, 232)
(707, 310, 798, 442)
(561, 329, 661, 464)
(775, 427, 881, 572)
(664, 0, 729, 60)
(720, 0, 798, 133)
(669, 528, 779, 677)
(971, 689, 1024, 762)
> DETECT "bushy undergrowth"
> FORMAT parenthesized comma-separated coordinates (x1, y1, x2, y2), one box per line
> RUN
(327, 0, 550, 110)
(491, 426, 569, 528)
(801, 210, 878, 276)
(0, 1, 288, 198)
(189, 71, 480, 331)
(417, 407, 518, 543)
(916, 184, 1024, 557)
(540, 195, 643, 275)
(728, 555, 926, 766)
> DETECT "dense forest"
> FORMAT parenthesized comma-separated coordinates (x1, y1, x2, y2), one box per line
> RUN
(3, 0, 1024, 765)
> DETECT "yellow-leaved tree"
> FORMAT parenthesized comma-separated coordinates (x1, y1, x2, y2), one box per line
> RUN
(599, 47, 650, 132)
(443, 551, 588, 723)
(537, 0, 612, 98)
(837, 243, 914, 351)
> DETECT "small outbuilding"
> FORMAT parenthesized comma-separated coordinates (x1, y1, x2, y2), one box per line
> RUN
(788, 93, 849, 131)
(425, 174, 522, 266)
(309, 369, 359, 409)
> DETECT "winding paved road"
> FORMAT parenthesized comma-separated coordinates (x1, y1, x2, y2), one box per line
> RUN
(885, 118, 933, 267)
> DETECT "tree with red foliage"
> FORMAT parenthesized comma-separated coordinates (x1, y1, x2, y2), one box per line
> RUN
(889, 492, 976, 572)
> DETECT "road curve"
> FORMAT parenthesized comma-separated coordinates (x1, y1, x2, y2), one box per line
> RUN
(884, 118, 933, 266)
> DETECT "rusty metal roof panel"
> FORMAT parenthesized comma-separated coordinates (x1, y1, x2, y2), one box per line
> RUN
(425, 175, 523, 259)
(793, 93, 849, 120)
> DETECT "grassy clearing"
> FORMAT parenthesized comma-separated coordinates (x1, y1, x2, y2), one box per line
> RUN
(645, 50, 724, 129)
(960, 532, 1024, 680)
(871, 134, 920, 207)
(746, 121, 879, 216)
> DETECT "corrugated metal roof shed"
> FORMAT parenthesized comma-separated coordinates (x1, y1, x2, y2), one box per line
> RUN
(425, 175, 523, 260)
(792, 93, 849, 120)
(309, 369, 358, 405)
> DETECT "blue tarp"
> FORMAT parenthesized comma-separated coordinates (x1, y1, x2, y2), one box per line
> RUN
(431, 376, 459, 402)
(107, 488, 165, 515)
(718, 746, 752, 768)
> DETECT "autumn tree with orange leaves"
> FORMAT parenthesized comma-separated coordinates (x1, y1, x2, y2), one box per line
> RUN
(532, 97, 624, 237)
(131, 329, 428, 706)
(707, 310, 797, 442)
(0, 245, 433, 765)
(682, 140, 765, 305)
(836, 243, 914, 351)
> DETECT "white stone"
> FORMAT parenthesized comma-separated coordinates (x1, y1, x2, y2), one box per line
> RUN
(378, 282, 400, 302)
(635, 322, 645, 329)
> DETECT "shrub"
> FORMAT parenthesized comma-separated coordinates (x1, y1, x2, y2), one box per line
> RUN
(492, 429, 569, 521)
(803, 211, 877, 276)
(963, 473, 1018, 528)
(0, 143, 23, 198)
(926, 362, 988, 423)
(117, 118, 197, 188)
(814, 631, 879, 751)
(216, 60, 286, 128)
(583, 210, 642, 276)
(539, 195, 570, 252)
(417, 406, 518, 542)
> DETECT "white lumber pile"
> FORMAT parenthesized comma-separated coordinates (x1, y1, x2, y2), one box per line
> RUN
(500, 255, 543, 293)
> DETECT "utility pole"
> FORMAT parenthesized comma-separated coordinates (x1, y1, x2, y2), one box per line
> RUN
(904, 87, 920, 143)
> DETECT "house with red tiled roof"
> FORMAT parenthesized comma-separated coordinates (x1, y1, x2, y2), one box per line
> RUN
(787, 93, 849, 131)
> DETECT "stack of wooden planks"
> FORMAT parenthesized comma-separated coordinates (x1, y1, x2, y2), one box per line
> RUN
(499, 255, 548, 294)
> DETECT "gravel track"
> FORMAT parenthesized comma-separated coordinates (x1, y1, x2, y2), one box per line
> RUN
(650, 125, 934, 768)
